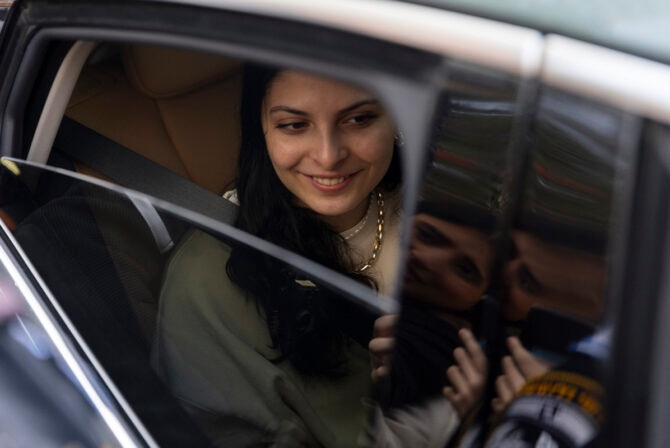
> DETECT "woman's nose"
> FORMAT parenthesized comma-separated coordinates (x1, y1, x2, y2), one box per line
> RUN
(311, 130, 347, 168)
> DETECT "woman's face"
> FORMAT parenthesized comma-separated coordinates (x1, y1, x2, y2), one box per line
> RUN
(403, 213, 493, 311)
(503, 231, 605, 322)
(261, 71, 395, 232)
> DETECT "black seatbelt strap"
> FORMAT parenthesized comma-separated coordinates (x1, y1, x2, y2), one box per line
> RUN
(54, 116, 238, 225)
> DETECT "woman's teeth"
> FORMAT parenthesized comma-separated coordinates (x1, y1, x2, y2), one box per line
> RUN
(313, 176, 346, 186)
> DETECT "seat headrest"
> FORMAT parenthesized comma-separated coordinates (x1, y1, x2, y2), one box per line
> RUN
(122, 44, 241, 99)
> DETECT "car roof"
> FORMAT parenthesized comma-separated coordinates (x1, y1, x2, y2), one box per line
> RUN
(414, 0, 670, 65)
(150, 0, 670, 65)
(145, 0, 544, 77)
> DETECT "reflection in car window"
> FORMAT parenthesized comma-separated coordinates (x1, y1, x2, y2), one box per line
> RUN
(0, 159, 388, 446)
(375, 72, 629, 446)
(476, 90, 626, 448)
(373, 63, 519, 447)
(509, 90, 619, 325)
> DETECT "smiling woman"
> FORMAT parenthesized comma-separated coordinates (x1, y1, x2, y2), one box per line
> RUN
(261, 70, 396, 232)
(231, 65, 402, 293)
(152, 65, 403, 447)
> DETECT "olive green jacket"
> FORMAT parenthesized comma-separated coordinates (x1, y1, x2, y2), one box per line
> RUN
(152, 229, 373, 447)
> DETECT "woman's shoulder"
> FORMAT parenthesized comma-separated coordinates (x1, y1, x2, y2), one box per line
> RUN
(157, 228, 275, 353)
(168, 228, 233, 267)
(159, 229, 237, 316)
(162, 229, 237, 296)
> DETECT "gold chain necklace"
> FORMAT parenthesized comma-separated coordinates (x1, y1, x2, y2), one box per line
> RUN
(356, 191, 384, 273)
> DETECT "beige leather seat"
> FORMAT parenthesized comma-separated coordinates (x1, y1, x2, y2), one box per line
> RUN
(65, 43, 242, 194)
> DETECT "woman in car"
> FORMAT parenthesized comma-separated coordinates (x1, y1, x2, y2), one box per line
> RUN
(151, 65, 402, 447)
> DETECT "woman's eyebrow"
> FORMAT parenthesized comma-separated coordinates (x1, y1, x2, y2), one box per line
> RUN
(338, 99, 379, 115)
(419, 221, 454, 247)
(268, 105, 308, 115)
(268, 99, 379, 116)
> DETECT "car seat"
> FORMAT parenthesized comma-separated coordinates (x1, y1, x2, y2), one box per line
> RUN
(64, 43, 242, 194)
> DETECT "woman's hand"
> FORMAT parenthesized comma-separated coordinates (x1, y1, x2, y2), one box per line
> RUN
(443, 328, 488, 418)
(491, 337, 550, 414)
(369, 314, 398, 383)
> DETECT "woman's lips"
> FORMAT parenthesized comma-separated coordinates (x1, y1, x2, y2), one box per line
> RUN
(305, 171, 360, 192)
(312, 176, 347, 186)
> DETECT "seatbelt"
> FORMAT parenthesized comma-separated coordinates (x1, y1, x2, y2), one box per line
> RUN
(53, 116, 238, 225)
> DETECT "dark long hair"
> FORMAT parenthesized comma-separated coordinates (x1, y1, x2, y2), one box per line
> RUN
(226, 65, 401, 376)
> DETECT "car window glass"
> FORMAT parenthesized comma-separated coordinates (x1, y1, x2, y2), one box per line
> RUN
(376, 69, 635, 445)
(0, 158, 399, 447)
(507, 90, 622, 325)
(474, 89, 633, 448)
(5, 37, 420, 445)
(0, 231, 127, 447)
(374, 61, 522, 446)
(55, 43, 404, 302)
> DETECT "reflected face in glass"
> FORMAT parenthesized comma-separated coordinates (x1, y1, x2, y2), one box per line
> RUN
(503, 231, 605, 322)
(403, 213, 493, 311)
(261, 71, 395, 231)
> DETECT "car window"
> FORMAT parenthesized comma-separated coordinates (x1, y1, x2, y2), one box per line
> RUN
(0, 41, 418, 446)
(49, 42, 406, 300)
(374, 60, 525, 446)
(0, 214, 133, 447)
(377, 61, 636, 445)
(0, 158, 403, 446)
(480, 88, 635, 448)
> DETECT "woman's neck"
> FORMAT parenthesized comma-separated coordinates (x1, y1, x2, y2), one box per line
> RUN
(320, 196, 370, 233)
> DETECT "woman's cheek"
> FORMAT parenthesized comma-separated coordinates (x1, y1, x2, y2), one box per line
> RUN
(442, 275, 485, 311)
(266, 137, 304, 170)
(354, 127, 394, 161)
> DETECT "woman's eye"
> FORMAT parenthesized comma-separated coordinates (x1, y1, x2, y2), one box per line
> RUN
(345, 113, 377, 126)
(276, 122, 308, 131)
(454, 257, 482, 284)
(416, 226, 438, 245)
(416, 224, 447, 246)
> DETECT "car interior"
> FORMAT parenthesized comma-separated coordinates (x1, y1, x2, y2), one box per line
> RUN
(1, 39, 400, 446)
(63, 43, 242, 194)
(19, 39, 251, 334)
(1, 41, 264, 446)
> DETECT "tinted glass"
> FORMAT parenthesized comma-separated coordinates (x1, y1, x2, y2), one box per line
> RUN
(481, 89, 634, 448)
(376, 73, 635, 445)
(0, 160, 395, 447)
(508, 89, 622, 325)
(0, 169, 135, 446)
(28, 40, 420, 447)
(374, 61, 523, 446)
